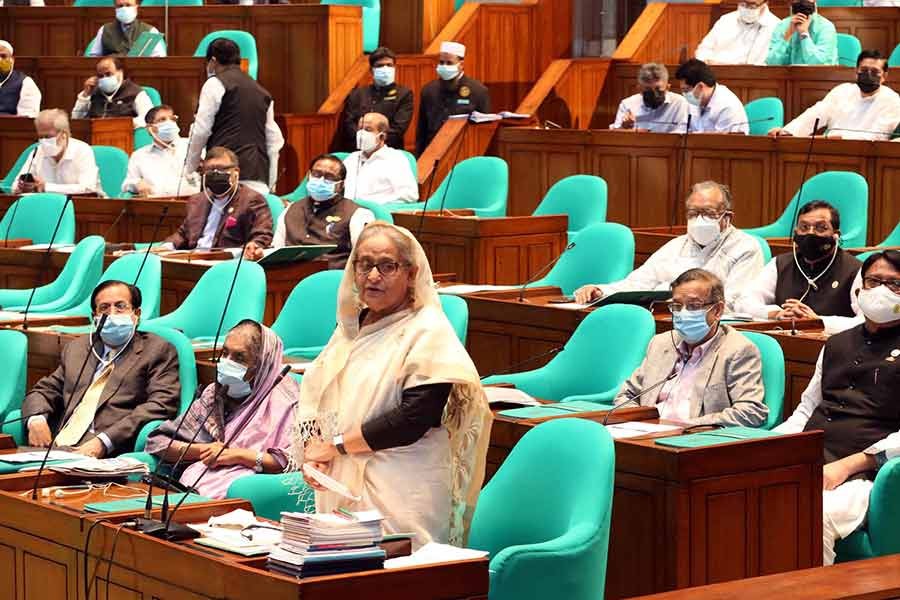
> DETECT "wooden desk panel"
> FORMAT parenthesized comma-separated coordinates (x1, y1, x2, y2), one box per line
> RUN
(380, 0, 457, 54)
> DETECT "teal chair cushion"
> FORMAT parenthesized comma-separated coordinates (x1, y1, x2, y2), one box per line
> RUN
(134, 127, 153, 151)
(141, 0, 202, 5)
(92, 145, 130, 198)
(533, 175, 607, 242)
(266, 194, 286, 232)
(739, 331, 784, 429)
(271, 270, 343, 360)
(142, 85, 162, 107)
(748, 233, 772, 263)
(744, 97, 784, 135)
(226, 473, 316, 520)
(73, 0, 113, 5)
(836, 33, 862, 67)
(890, 43, 900, 68)
(0, 331, 27, 423)
(193, 30, 259, 81)
(354, 199, 394, 223)
(743, 171, 869, 248)
(469, 418, 615, 600)
(836, 458, 900, 562)
(321, 0, 381, 53)
(0, 192, 76, 245)
(400, 156, 508, 218)
(439, 294, 468, 344)
(0, 143, 37, 193)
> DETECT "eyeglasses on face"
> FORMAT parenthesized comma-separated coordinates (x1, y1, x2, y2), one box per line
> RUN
(353, 260, 409, 277)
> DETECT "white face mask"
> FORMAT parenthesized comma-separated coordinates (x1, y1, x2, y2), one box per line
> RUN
(356, 129, 380, 153)
(684, 86, 702, 107)
(737, 5, 762, 24)
(687, 215, 722, 247)
(858, 285, 900, 324)
(39, 134, 61, 157)
(115, 5, 137, 24)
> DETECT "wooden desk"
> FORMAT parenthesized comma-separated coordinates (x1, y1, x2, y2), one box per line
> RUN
(488, 408, 823, 599)
(392, 212, 568, 284)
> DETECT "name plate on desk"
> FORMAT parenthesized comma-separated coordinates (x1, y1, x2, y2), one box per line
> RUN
(257, 244, 336, 266)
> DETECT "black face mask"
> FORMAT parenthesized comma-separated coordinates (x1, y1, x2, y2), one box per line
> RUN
(204, 171, 233, 197)
(857, 71, 880, 94)
(791, 0, 815, 16)
(794, 233, 836, 261)
(642, 89, 666, 110)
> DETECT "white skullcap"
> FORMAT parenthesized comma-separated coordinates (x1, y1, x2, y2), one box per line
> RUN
(440, 41, 466, 58)
(0, 41, 13, 54)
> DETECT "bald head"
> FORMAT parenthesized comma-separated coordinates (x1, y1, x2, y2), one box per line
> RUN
(359, 112, 389, 134)
(356, 112, 389, 154)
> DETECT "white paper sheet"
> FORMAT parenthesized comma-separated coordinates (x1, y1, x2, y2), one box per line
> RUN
(437, 284, 518, 295)
(605, 421, 682, 439)
(384, 542, 488, 569)
(484, 387, 541, 407)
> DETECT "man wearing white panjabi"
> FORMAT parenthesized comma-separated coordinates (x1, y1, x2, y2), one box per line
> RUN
(695, 0, 781, 65)
(288, 222, 492, 549)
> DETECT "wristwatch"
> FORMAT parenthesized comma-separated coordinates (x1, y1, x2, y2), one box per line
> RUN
(333, 433, 347, 455)
(254, 451, 264, 473)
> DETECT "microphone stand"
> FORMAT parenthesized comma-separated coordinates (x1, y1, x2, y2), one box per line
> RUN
(22, 196, 72, 330)
(132, 206, 170, 286)
(669, 114, 692, 233)
(3, 146, 38, 246)
(516, 241, 576, 303)
(602, 371, 677, 426)
(480, 345, 565, 380)
(210, 238, 251, 361)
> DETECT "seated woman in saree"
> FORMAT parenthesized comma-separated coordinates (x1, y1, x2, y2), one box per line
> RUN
(145, 320, 299, 498)
(288, 222, 492, 549)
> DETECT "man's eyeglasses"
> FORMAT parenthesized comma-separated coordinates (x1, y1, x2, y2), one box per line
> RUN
(309, 170, 342, 183)
(863, 276, 900, 294)
(795, 222, 833, 234)
(96, 301, 132, 315)
(685, 209, 727, 220)
(353, 260, 409, 277)
(666, 301, 715, 313)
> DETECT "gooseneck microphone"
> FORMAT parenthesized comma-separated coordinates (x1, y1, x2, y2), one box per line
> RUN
(132, 206, 170, 286)
(516, 241, 576, 303)
(210, 237, 252, 361)
(669, 113, 692, 232)
(602, 371, 678, 426)
(22, 196, 72, 330)
(480, 345, 565, 380)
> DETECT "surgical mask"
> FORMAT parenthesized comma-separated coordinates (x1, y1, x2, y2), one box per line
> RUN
(857, 285, 900, 324)
(204, 171, 233, 197)
(39, 135, 61, 157)
(217, 357, 252, 398)
(436, 63, 460, 81)
(98, 313, 135, 348)
(794, 233, 836, 261)
(672, 307, 714, 344)
(154, 120, 180, 143)
(642, 88, 666, 110)
(308, 176, 338, 203)
(356, 129, 380, 153)
(687, 215, 722, 247)
(737, 5, 761, 24)
(98, 74, 120, 95)
(683, 86, 701, 107)
(115, 5, 137, 24)
(0, 58, 12, 76)
(857, 70, 880, 94)
(373, 65, 395, 87)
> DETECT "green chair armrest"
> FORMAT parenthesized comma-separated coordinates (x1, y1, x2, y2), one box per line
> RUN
(482, 369, 555, 401)
(133, 419, 162, 452)
(560, 389, 619, 404)
(867, 457, 900, 557)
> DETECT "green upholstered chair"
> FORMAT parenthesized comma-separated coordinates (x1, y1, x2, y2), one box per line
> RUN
(0, 236, 105, 314)
(468, 418, 615, 600)
(142, 85, 162, 106)
(0, 331, 27, 423)
(225, 473, 316, 520)
(890, 44, 900, 68)
(389, 156, 508, 218)
(73, 0, 112, 5)
(0, 193, 76, 245)
(133, 128, 153, 151)
(835, 457, 900, 562)
(354, 199, 394, 223)
(744, 97, 784, 135)
(132, 87, 163, 152)
(0, 143, 37, 193)
(321, 0, 381, 53)
(400, 149, 417, 178)
(532, 175, 607, 243)
(816, 0, 860, 4)
(266, 194, 286, 232)
(142, 0, 202, 5)
(271, 270, 343, 360)
(482, 304, 655, 403)
(739, 331, 784, 429)
(528, 223, 634, 296)
(836, 33, 862, 67)
(144, 260, 266, 340)
(748, 232, 772, 263)
(193, 30, 259, 81)
(92, 145, 130, 198)
(284, 152, 350, 202)
(743, 171, 869, 248)
(856, 221, 900, 262)
(440, 293, 468, 344)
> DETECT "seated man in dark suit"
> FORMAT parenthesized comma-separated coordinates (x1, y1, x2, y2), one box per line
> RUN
(23, 280, 181, 458)
(71, 56, 154, 130)
(162, 146, 273, 260)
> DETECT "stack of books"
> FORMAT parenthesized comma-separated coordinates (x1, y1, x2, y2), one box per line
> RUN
(267, 509, 386, 578)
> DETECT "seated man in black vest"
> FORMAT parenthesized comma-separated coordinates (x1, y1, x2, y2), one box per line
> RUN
(87, 0, 166, 57)
(735, 200, 862, 334)
(72, 57, 153, 130)
(265, 154, 374, 269)
(775, 250, 900, 565)
(0, 40, 41, 117)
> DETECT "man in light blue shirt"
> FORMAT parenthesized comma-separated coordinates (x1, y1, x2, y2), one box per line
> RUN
(766, 0, 837, 65)
(610, 63, 690, 133)
(675, 59, 749, 134)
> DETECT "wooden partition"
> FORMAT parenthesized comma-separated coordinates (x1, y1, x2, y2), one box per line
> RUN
(0, 5, 362, 114)
(379, 0, 458, 53)
(516, 58, 611, 129)
(497, 128, 900, 244)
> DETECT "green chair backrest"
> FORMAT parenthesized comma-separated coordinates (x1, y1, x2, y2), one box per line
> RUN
(857, 220, 900, 262)
(142, 85, 162, 107)
(533, 175, 608, 243)
(816, 0, 861, 4)
(285, 152, 351, 202)
(142, 0, 202, 5)
(271, 270, 343, 357)
(890, 43, 900, 68)
(836, 33, 862, 67)
(740, 331, 784, 429)
(354, 199, 394, 223)
(0, 143, 37, 193)
(92, 145, 130, 198)
(748, 233, 772, 263)
(0, 192, 76, 245)
(137, 322, 197, 414)
(439, 294, 468, 344)
(321, 0, 381, 53)
(134, 127, 153, 151)
(400, 149, 417, 178)
(266, 194, 286, 232)
(193, 30, 259, 80)
(744, 97, 784, 135)
(0, 330, 27, 422)
(69, 252, 163, 320)
(73, 0, 113, 5)
(530, 223, 634, 296)
(144, 260, 266, 339)
(423, 156, 508, 217)
(743, 171, 869, 248)
(469, 418, 615, 600)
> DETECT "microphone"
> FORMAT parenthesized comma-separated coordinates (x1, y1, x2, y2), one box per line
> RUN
(601, 371, 678, 426)
(100, 207, 127, 243)
(516, 241, 576, 302)
(544, 120, 563, 129)
(22, 196, 72, 330)
(480, 345, 564, 380)
(788, 117, 820, 248)
(162, 364, 293, 537)
(210, 238, 251, 361)
(414, 159, 440, 239)
(812, 126, 896, 140)
(2, 195, 23, 248)
(435, 137, 466, 218)
(669, 113, 692, 232)
(29, 313, 109, 501)
(132, 206, 170, 286)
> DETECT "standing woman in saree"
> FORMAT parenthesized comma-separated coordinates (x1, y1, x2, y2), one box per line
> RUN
(290, 222, 492, 548)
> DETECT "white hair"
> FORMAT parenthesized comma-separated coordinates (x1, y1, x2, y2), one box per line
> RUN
(638, 63, 668, 85)
(35, 109, 70, 135)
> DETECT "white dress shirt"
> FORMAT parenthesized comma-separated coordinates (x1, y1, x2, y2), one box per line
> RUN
(656, 331, 722, 422)
(13, 137, 100, 195)
(122, 137, 200, 197)
(0, 72, 41, 117)
(782, 82, 900, 140)
(196, 195, 233, 249)
(72, 87, 152, 130)
(88, 23, 166, 57)
(271, 204, 375, 248)
(186, 76, 285, 189)
(695, 8, 782, 66)
(610, 91, 691, 133)
(597, 227, 765, 310)
(734, 257, 864, 334)
(690, 83, 749, 134)
(342, 146, 419, 204)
